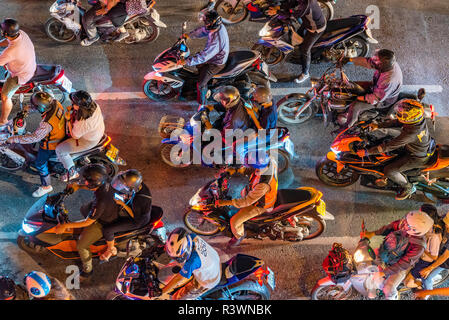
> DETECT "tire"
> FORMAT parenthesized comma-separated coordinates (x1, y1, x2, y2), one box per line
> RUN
(143, 80, 178, 101)
(432, 268, 449, 287)
(17, 235, 45, 255)
(125, 18, 160, 44)
(106, 291, 129, 300)
(216, 280, 271, 300)
(277, 94, 315, 124)
(271, 149, 289, 174)
(311, 283, 354, 300)
(298, 214, 326, 240)
(215, 0, 249, 25)
(318, 1, 334, 21)
(86, 155, 118, 178)
(159, 144, 191, 168)
(252, 44, 284, 65)
(316, 157, 360, 187)
(44, 18, 76, 43)
(183, 209, 222, 236)
(0, 150, 25, 172)
(341, 36, 370, 58)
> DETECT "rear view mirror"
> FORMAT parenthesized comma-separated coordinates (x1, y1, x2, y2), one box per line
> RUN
(418, 88, 426, 101)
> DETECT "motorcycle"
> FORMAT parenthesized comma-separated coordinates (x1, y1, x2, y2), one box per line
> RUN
(215, 0, 336, 25)
(183, 171, 334, 241)
(45, 0, 166, 44)
(0, 109, 126, 178)
(253, 14, 378, 65)
(17, 188, 168, 260)
(143, 22, 276, 102)
(107, 244, 275, 300)
(314, 114, 449, 203)
(311, 222, 449, 300)
(276, 61, 430, 126)
(157, 109, 295, 173)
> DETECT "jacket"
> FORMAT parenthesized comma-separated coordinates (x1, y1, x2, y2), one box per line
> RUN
(186, 24, 229, 66)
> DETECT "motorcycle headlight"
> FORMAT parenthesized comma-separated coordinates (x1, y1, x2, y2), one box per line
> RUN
(259, 25, 272, 37)
(189, 189, 202, 206)
(49, 2, 59, 13)
(21, 221, 42, 234)
(353, 248, 373, 263)
(330, 147, 341, 155)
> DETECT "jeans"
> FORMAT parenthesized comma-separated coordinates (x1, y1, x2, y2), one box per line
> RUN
(384, 153, 431, 187)
(422, 266, 446, 290)
(77, 221, 103, 273)
(230, 205, 266, 239)
(296, 25, 324, 75)
(55, 137, 100, 170)
(34, 148, 56, 186)
(382, 268, 410, 300)
(197, 63, 225, 105)
(82, 3, 104, 39)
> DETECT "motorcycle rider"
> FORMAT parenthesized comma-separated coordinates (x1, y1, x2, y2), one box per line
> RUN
(251, 86, 277, 130)
(0, 18, 36, 125)
(4, 92, 66, 197)
(179, 9, 229, 105)
(267, 0, 326, 83)
(361, 210, 434, 300)
(54, 164, 121, 279)
(158, 227, 221, 300)
(216, 153, 278, 248)
(357, 99, 435, 200)
(55, 90, 105, 182)
(343, 49, 403, 129)
(99, 169, 153, 261)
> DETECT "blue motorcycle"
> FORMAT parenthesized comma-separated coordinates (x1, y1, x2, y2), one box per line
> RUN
(253, 14, 378, 65)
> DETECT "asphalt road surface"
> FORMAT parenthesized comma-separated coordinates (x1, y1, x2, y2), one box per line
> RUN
(0, 0, 448, 300)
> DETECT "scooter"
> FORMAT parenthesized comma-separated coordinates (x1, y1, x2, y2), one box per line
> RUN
(184, 171, 334, 241)
(143, 22, 276, 102)
(107, 243, 275, 300)
(17, 188, 167, 260)
(45, 0, 166, 44)
(0, 109, 126, 178)
(215, 0, 336, 25)
(253, 14, 378, 65)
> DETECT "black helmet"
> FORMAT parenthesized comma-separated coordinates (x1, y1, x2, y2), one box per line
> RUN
(373, 49, 396, 72)
(69, 90, 94, 109)
(0, 18, 20, 38)
(111, 169, 143, 197)
(0, 276, 16, 300)
(199, 10, 222, 30)
(30, 91, 54, 114)
(79, 164, 109, 189)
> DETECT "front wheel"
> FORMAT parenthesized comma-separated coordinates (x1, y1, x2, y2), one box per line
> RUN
(159, 144, 191, 168)
(184, 209, 222, 236)
(44, 18, 76, 43)
(217, 280, 271, 300)
(17, 235, 45, 254)
(215, 0, 249, 25)
(0, 149, 25, 172)
(341, 36, 370, 58)
(125, 18, 160, 44)
(311, 283, 354, 300)
(143, 80, 178, 101)
(252, 44, 285, 65)
(316, 157, 360, 187)
(297, 214, 326, 240)
(277, 94, 315, 124)
(318, 1, 334, 21)
(271, 149, 289, 174)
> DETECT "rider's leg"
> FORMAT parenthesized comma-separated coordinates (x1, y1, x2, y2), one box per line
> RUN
(81, 4, 103, 44)
(32, 148, 56, 197)
(171, 278, 209, 300)
(345, 101, 375, 128)
(382, 268, 410, 300)
(0, 75, 20, 125)
(76, 221, 104, 275)
(197, 63, 225, 105)
(294, 29, 323, 83)
(422, 266, 445, 291)
(229, 206, 266, 246)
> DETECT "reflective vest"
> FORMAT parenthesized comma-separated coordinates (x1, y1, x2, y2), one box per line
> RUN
(248, 162, 278, 209)
(41, 101, 66, 150)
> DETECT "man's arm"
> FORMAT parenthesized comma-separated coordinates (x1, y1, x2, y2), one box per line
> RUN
(351, 57, 376, 69)
(186, 34, 220, 66)
(218, 183, 270, 208)
(188, 26, 209, 39)
(383, 241, 425, 276)
(7, 122, 52, 144)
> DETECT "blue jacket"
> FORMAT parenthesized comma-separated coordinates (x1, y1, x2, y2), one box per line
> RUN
(186, 24, 229, 66)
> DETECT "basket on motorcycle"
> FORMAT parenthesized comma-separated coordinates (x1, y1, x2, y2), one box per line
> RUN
(158, 116, 185, 139)
(322, 243, 354, 283)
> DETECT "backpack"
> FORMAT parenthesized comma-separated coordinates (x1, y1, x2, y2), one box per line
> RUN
(323, 243, 354, 283)
(378, 230, 426, 266)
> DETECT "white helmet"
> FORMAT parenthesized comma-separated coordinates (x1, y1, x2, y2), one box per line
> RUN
(165, 227, 193, 263)
(24, 271, 51, 298)
(403, 210, 434, 237)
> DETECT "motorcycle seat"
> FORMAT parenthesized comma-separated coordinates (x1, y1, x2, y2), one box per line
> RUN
(215, 51, 259, 77)
(266, 189, 313, 214)
(325, 16, 365, 34)
(113, 206, 164, 237)
(29, 65, 61, 83)
(218, 253, 259, 285)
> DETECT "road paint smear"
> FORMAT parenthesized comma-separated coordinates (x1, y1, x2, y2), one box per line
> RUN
(0, 232, 18, 241)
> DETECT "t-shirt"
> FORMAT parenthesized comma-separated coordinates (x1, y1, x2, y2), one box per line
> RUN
(258, 104, 278, 130)
(89, 184, 121, 225)
(72, 104, 105, 142)
(129, 183, 152, 221)
(179, 234, 221, 290)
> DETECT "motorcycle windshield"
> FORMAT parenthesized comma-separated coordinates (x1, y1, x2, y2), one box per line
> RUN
(24, 195, 48, 222)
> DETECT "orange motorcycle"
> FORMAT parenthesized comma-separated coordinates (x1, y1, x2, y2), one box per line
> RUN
(315, 120, 449, 202)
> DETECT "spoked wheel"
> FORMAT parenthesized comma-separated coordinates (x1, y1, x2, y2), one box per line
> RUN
(183, 209, 222, 236)
(340, 36, 370, 58)
(296, 215, 326, 240)
(86, 155, 118, 178)
(215, 0, 249, 25)
(318, 0, 334, 21)
(311, 284, 354, 300)
(252, 44, 285, 65)
(277, 94, 315, 124)
(125, 18, 160, 44)
(316, 157, 360, 187)
(45, 18, 76, 43)
(143, 80, 178, 101)
(159, 144, 191, 168)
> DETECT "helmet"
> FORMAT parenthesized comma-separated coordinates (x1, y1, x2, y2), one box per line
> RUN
(394, 99, 424, 124)
(165, 227, 193, 264)
(0, 276, 16, 300)
(24, 271, 51, 299)
(213, 86, 240, 109)
(30, 91, 54, 114)
(0, 18, 20, 38)
(69, 90, 94, 109)
(242, 150, 271, 170)
(251, 87, 272, 105)
(372, 49, 396, 72)
(78, 164, 109, 189)
(111, 169, 143, 197)
(402, 210, 434, 237)
(199, 10, 222, 30)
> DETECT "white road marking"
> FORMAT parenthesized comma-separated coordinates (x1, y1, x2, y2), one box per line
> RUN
(0, 231, 18, 240)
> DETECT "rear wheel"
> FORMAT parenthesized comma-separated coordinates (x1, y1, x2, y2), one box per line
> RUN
(277, 95, 315, 124)
(184, 209, 222, 236)
(252, 44, 284, 65)
(159, 144, 191, 168)
(215, 0, 249, 25)
(143, 80, 178, 101)
(316, 157, 360, 187)
(45, 18, 76, 43)
(340, 36, 370, 58)
(297, 214, 326, 240)
(125, 18, 160, 44)
(216, 280, 271, 300)
(311, 284, 354, 300)
(85, 155, 118, 178)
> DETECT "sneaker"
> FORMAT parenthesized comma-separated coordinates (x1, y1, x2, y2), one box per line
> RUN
(395, 185, 417, 200)
(32, 185, 53, 198)
(294, 73, 310, 84)
(114, 31, 130, 42)
(226, 233, 246, 249)
(81, 35, 100, 47)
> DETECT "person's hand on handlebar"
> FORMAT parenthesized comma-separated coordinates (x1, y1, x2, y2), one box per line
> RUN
(178, 57, 186, 66)
(65, 183, 79, 194)
(182, 33, 190, 39)
(360, 230, 375, 239)
(266, 6, 279, 16)
(215, 199, 233, 207)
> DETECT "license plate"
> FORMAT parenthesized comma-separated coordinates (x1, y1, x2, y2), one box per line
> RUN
(267, 267, 275, 290)
(316, 200, 326, 216)
(106, 144, 119, 162)
(58, 75, 72, 92)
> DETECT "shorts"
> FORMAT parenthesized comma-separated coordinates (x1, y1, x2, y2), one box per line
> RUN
(2, 74, 20, 99)
(410, 259, 433, 279)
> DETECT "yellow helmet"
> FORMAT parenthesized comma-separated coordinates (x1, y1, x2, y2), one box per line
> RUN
(394, 99, 424, 124)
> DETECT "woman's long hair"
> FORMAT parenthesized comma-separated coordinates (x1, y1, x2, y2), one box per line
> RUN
(75, 102, 97, 121)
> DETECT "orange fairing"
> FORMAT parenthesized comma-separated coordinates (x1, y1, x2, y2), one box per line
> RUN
(327, 152, 345, 173)
(423, 158, 449, 172)
(331, 136, 363, 153)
